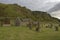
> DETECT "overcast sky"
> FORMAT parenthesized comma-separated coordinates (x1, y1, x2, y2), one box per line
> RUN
(0, 0, 60, 11)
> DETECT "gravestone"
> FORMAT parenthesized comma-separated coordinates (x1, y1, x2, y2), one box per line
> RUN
(36, 22, 40, 32)
(28, 22, 32, 30)
(15, 17, 21, 26)
(55, 26, 58, 31)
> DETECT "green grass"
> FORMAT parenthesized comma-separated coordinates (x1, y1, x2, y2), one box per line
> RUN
(0, 26, 60, 40)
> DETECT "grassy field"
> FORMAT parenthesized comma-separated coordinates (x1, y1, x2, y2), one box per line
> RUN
(0, 26, 60, 40)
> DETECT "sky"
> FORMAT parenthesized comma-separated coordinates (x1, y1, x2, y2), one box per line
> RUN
(0, 0, 60, 11)
(51, 10, 60, 19)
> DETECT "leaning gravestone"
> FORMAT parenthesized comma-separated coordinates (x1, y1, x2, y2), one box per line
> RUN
(15, 17, 21, 26)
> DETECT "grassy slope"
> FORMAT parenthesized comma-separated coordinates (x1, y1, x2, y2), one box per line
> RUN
(0, 3, 60, 24)
(0, 26, 60, 40)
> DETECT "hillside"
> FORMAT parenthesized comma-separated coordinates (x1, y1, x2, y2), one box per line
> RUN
(32, 11, 60, 24)
(0, 3, 32, 18)
(0, 3, 60, 24)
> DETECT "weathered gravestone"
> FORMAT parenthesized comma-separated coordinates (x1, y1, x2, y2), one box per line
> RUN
(55, 26, 58, 31)
(15, 17, 21, 26)
(28, 22, 32, 30)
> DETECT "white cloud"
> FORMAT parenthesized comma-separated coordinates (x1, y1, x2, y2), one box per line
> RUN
(50, 10, 60, 19)
(17, 0, 60, 11)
